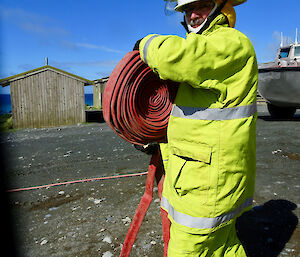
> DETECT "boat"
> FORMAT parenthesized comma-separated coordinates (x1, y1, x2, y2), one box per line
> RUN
(258, 30, 300, 118)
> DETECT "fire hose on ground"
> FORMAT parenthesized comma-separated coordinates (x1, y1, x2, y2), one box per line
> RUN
(103, 50, 178, 256)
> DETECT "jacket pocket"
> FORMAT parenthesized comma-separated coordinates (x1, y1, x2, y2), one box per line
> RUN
(168, 142, 212, 203)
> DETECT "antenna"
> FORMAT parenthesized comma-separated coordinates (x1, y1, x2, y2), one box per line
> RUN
(295, 28, 298, 44)
(280, 32, 283, 47)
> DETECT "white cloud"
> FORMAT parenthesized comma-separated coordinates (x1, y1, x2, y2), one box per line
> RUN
(0, 5, 125, 54)
(98, 45, 124, 54)
(75, 42, 124, 54)
(75, 43, 100, 49)
(272, 31, 293, 47)
(0, 6, 69, 38)
(263, 31, 294, 62)
(51, 60, 119, 68)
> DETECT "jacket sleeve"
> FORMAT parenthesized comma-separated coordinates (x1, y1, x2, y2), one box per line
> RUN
(139, 30, 257, 90)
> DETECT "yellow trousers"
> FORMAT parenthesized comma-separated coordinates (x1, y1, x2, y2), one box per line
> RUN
(167, 221, 247, 257)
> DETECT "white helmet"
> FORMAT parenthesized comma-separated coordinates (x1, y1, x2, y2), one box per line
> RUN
(174, 0, 247, 12)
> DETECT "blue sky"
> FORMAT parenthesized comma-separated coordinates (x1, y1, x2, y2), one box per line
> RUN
(0, 0, 299, 94)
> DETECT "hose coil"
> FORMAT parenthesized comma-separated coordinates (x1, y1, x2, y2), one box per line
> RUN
(103, 51, 178, 145)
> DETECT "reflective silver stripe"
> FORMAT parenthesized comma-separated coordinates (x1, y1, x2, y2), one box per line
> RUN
(143, 35, 159, 65)
(161, 196, 253, 229)
(171, 103, 257, 121)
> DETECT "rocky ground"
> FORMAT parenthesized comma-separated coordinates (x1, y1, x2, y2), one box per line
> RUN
(1, 103, 299, 257)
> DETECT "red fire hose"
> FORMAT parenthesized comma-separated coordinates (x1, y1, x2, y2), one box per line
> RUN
(103, 51, 177, 256)
(103, 50, 177, 146)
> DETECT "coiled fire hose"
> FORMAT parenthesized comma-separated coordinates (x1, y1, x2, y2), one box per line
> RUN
(103, 51, 178, 256)
(103, 50, 177, 145)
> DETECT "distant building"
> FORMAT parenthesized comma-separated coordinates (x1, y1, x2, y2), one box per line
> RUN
(0, 65, 93, 129)
(93, 77, 109, 109)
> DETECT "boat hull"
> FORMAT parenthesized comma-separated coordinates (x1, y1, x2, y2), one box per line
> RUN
(258, 67, 300, 108)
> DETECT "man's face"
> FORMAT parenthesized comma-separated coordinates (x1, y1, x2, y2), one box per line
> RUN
(184, 1, 215, 28)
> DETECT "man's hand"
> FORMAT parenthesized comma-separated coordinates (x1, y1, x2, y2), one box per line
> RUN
(133, 39, 143, 51)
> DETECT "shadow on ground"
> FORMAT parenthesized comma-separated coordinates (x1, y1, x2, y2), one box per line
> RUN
(258, 114, 300, 122)
(236, 200, 298, 257)
(85, 110, 105, 123)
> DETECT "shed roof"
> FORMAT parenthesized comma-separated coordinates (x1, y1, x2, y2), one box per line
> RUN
(93, 77, 109, 84)
(0, 65, 94, 87)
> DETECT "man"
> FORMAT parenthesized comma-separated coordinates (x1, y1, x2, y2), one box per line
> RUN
(137, 0, 257, 256)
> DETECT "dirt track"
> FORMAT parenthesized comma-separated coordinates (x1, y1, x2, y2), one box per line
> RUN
(1, 103, 300, 257)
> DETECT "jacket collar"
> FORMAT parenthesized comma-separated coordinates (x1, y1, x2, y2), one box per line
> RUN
(182, 13, 229, 35)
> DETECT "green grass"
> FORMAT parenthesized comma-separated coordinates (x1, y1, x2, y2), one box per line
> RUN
(0, 114, 13, 132)
(85, 104, 101, 110)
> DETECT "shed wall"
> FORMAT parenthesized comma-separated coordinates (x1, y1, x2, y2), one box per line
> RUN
(11, 70, 85, 129)
(93, 81, 107, 109)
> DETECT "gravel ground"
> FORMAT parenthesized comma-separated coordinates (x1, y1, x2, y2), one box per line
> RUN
(1, 103, 299, 257)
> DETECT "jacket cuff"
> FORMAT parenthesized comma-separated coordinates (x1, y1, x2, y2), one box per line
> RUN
(139, 34, 159, 64)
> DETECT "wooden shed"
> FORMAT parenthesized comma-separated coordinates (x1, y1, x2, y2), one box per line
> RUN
(0, 65, 93, 129)
(93, 77, 108, 109)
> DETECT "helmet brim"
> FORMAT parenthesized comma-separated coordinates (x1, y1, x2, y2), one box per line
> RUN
(232, 0, 247, 6)
(174, 0, 247, 12)
(174, 0, 200, 12)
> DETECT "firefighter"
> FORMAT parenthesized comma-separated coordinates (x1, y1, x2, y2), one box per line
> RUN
(136, 0, 257, 256)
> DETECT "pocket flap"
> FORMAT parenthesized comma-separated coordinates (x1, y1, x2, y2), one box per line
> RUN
(170, 142, 212, 164)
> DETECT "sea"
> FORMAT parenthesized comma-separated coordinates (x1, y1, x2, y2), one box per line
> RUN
(0, 94, 94, 115)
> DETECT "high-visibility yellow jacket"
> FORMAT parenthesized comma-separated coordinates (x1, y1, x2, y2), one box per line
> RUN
(139, 14, 258, 234)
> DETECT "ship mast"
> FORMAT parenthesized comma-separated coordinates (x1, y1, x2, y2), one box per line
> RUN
(295, 28, 298, 44)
